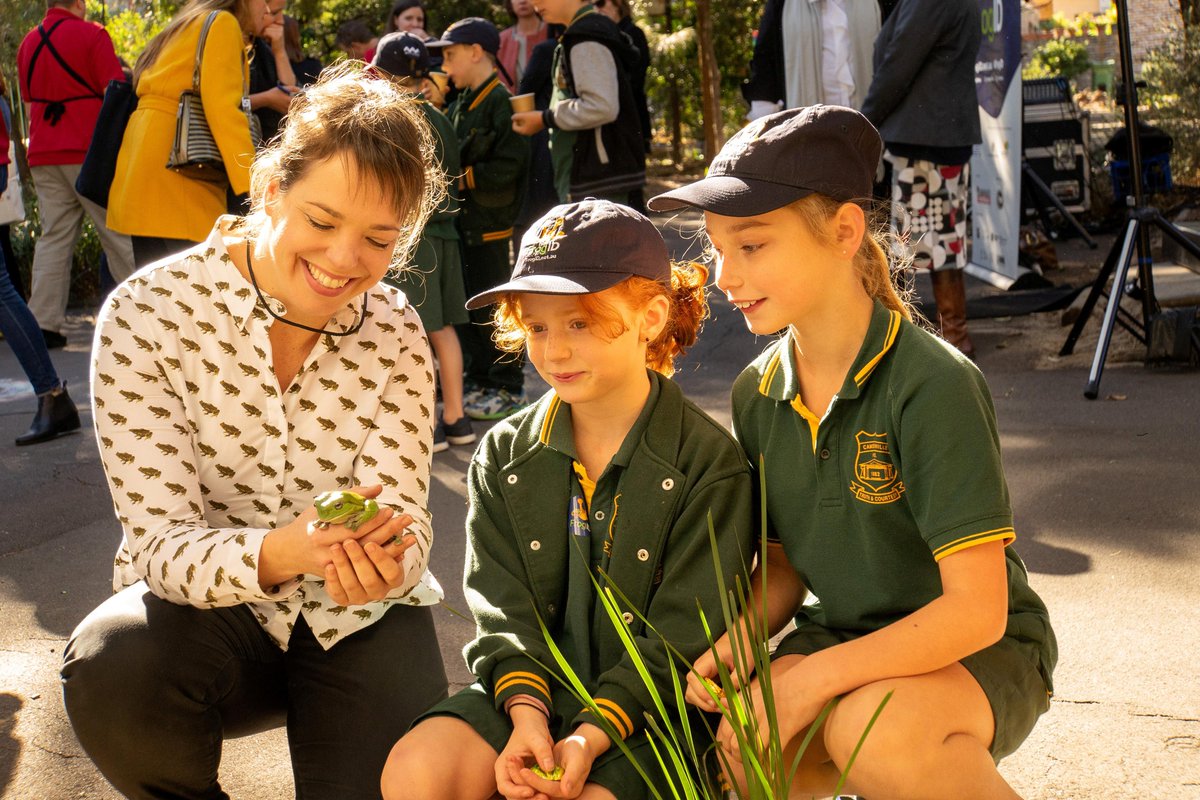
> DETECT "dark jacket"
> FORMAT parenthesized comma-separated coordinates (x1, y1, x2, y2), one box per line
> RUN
(463, 374, 754, 740)
(448, 74, 530, 246)
(553, 12, 645, 199)
(860, 0, 981, 149)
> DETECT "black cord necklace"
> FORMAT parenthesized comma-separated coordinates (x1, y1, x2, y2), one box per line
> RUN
(244, 241, 367, 337)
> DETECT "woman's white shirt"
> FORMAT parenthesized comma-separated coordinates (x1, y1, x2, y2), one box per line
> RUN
(92, 218, 442, 650)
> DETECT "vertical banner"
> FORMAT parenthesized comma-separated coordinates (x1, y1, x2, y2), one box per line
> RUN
(969, 0, 1023, 288)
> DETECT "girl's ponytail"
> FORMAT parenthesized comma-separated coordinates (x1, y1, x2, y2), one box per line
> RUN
(646, 260, 709, 376)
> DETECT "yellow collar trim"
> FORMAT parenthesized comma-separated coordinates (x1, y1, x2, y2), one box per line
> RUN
(468, 76, 502, 112)
(757, 348, 785, 397)
(539, 395, 563, 445)
(852, 310, 902, 388)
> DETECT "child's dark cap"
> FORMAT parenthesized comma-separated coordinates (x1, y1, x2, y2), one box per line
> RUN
(426, 17, 501, 54)
(648, 105, 882, 217)
(465, 199, 670, 310)
(371, 32, 432, 78)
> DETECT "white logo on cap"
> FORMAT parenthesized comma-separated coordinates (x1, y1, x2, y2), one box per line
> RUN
(403, 45, 422, 57)
(524, 216, 566, 260)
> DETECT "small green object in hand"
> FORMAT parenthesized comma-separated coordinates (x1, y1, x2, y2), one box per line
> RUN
(313, 491, 379, 531)
(530, 764, 565, 781)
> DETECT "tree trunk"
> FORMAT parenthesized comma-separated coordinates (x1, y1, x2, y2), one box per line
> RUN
(1180, 0, 1199, 29)
(695, 0, 723, 161)
(664, 0, 683, 165)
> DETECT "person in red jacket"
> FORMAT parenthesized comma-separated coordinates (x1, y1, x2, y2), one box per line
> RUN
(17, 0, 136, 349)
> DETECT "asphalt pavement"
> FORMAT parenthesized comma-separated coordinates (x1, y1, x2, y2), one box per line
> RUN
(1, 220, 1198, 798)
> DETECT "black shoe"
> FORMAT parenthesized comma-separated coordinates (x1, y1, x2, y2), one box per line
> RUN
(442, 415, 476, 446)
(41, 329, 67, 349)
(15, 384, 82, 446)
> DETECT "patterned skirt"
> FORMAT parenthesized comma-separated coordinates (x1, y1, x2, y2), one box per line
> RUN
(887, 153, 970, 272)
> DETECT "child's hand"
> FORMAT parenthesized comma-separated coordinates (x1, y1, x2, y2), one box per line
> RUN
(716, 654, 818, 761)
(511, 111, 545, 136)
(495, 708, 556, 799)
(686, 636, 751, 712)
(518, 723, 608, 799)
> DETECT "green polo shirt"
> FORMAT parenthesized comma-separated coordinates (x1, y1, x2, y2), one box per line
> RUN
(732, 301, 1055, 687)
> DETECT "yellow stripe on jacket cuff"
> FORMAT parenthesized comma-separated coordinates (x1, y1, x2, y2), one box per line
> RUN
(583, 699, 634, 740)
(495, 671, 550, 699)
(464, 166, 476, 190)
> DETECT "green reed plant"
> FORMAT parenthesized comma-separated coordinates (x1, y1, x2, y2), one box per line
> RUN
(534, 466, 891, 799)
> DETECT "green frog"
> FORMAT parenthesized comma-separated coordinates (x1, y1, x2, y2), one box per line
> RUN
(529, 765, 565, 781)
(312, 491, 379, 532)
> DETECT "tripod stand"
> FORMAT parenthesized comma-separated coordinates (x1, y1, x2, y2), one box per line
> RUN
(1058, 0, 1200, 398)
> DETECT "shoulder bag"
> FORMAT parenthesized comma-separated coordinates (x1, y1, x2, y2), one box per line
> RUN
(75, 79, 137, 208)
(0, 140, 25, 225)
(167, 11, 263, 182)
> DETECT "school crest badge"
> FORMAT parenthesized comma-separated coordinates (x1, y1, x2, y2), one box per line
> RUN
(850, 431, 905, 504)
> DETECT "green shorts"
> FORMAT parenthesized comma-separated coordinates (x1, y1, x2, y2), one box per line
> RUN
(416, 682, 674, 800)
(386, 234, 468, 332)
(772, 624, 1050, 761)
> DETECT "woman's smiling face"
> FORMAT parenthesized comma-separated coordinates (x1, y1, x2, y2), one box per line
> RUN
(257, 155, 404, 327)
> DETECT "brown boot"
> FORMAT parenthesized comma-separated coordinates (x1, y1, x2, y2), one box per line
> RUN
(929, 269, 976, 359)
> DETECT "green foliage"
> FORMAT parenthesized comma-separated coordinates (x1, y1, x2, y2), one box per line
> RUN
(1142, 30, 1200, 184)
(290, 0, 506, 59)
(642, 0, 758, 152)
(533, 493, 889, 798)
(1037, 6, 1115, 37)
(1023, 37, 1091, 82)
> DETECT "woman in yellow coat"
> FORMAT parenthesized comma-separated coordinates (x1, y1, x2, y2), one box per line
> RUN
(108, 0, 270, 267)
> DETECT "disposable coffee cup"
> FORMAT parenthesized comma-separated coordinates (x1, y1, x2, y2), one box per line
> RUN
(429, 72, 450, 95)
(510, 93, 536, 113)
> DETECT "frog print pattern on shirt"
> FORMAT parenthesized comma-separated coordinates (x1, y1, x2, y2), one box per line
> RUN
(92, 218, 443, 650)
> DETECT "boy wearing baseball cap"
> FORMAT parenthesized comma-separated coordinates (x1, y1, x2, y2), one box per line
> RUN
(428, 17, 532, 421)
(649, 105, 1056, 798)
(381, 199, 753, 800)
(371, 34, 475, 451)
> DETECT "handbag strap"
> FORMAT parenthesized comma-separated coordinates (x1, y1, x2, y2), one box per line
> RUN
(190, 11, 222, 93)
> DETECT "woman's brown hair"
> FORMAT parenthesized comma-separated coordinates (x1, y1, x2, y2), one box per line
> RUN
(491, 261, 709, 377)
(248, 63, 444, 270)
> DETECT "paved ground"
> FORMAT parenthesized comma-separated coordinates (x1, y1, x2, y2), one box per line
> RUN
(1, 220, 1198, 798)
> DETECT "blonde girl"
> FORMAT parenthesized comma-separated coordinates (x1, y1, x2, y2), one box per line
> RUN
(649, 105, 1057, 800)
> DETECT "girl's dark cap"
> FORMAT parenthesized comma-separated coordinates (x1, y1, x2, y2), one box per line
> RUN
(647, 105, 882, 217)
(465, 199, 670, 310)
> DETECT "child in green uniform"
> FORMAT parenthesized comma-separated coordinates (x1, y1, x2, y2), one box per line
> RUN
(428, 17, 532, 422)
(371, 32, 475, 451)
(380, 199, 754, 800)
(649, 106, 1057, 799)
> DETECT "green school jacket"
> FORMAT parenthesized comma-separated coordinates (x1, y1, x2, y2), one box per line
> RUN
(448, 73, 530, 247)
(463, 372, 754, 741)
